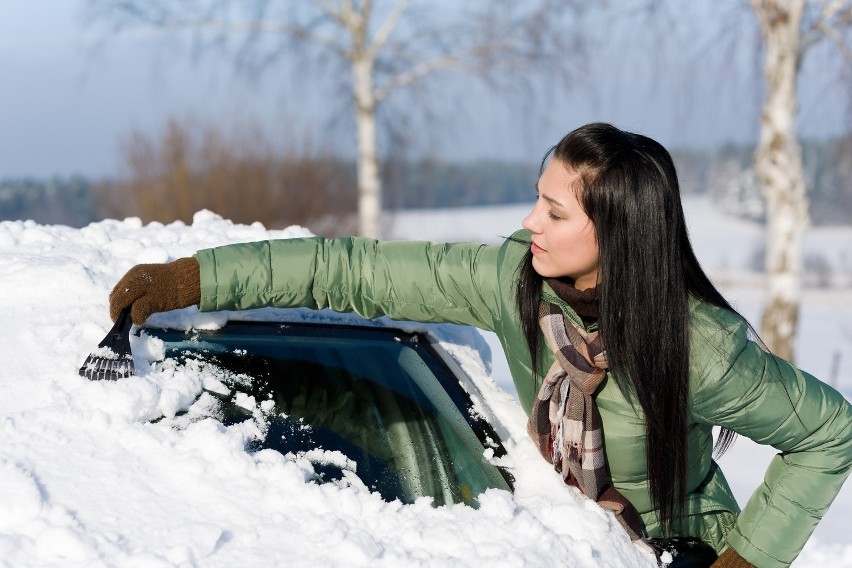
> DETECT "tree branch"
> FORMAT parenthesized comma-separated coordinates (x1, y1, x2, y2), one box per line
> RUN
(373, 53, 461, 102)
(801, 0, 852, 56)
(368, 0, 409, 58)
(318, 0, 347, 27)
(372, 3, 571, 102)
(814, 18, 852, 62)
(156, 17, 349, 57)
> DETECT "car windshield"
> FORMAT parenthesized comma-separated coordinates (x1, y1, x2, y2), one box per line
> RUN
(145, 321, 512, 507)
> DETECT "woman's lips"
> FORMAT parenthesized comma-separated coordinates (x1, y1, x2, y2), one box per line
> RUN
(531, 242, 545, 254)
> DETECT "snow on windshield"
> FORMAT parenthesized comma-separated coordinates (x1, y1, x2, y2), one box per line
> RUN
(0, 211, 657, 567)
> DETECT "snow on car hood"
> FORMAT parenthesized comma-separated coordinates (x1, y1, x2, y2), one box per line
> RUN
(0, 211, 654, 567)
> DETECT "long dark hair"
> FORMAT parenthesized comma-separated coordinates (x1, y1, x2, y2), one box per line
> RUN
(517, 123, 737, 534)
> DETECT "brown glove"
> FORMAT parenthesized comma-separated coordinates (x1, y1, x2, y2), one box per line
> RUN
(710, 547, 755, 568)
(109, 257, 201, 325)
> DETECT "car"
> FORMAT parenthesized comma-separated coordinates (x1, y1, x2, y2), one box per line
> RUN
(138, 312, 514, 508)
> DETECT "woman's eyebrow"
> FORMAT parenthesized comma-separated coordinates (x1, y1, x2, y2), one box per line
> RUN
(535, 182, 565, 207)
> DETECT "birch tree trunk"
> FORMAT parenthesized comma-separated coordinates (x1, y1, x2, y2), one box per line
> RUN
(751, 0, 809, 362)
(342, 1, 389, 239)
(352, 60, 382, 239)
(353, 57, 382, 239)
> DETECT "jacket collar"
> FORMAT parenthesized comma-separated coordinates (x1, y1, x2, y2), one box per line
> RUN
(541, 281, 599, 332)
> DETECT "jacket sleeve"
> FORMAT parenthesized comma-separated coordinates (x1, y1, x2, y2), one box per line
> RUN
(690, 309, 852, 568)
(193, 236, 503, 331)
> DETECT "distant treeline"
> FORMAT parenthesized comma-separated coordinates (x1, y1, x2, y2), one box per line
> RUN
(1, 137, 849, 231)
(0, 177, 97, 227)
(383, 159, 539, 209)
(672, 138, 852, 226)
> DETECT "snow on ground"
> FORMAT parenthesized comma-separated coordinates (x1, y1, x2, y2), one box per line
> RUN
(0, 196, 849, 567)
(0, 212, 654, 567)
(389, 195, 852, 563)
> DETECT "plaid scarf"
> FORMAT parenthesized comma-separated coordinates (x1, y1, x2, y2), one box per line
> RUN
(527, 297, 645, 542)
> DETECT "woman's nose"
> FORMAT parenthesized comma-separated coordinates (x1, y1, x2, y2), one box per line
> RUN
(522, 205, 541, 234)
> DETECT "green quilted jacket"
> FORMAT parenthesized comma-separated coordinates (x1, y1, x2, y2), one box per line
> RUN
(194, 230, 852, 568)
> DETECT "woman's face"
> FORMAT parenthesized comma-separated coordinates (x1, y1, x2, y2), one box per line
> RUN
(522, 159, 600, 290)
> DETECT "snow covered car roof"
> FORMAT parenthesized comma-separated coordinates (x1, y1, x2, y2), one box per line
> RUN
(0, 212, 654, 567)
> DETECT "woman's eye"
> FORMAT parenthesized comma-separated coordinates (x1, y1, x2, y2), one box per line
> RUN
(547, 211, 562, 221)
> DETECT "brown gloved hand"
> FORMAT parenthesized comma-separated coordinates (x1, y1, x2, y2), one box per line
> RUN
(109, 257, 201, 325)
(710, 547, 755, 568)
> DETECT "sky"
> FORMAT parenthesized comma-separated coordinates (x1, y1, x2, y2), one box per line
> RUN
(0, 0, 849, 180)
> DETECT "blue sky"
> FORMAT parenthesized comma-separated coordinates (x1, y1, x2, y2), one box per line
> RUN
(0, 1, 848, 180)
(0, 1, 291, 178)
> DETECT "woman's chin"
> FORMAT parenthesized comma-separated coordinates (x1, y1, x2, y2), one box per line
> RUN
(530, 258, 556, 278)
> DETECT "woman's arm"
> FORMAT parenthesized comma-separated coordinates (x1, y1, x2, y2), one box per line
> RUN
(194, 236, 504, 331)
(691, 307, 852, 568)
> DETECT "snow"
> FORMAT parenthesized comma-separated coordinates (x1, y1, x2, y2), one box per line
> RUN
(0, 197, 849, 566)
(0, 212, 653, 567)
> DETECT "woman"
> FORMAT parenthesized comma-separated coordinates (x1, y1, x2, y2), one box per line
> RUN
(109, 123, 852, 567)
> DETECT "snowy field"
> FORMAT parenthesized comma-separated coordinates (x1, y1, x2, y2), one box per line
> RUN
(0, 196, 849, 566)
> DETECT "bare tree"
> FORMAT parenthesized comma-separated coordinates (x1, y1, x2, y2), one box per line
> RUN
(750, 0, 851, 361)
(94, 116, 358, 235)
(87, 0, 587, 238)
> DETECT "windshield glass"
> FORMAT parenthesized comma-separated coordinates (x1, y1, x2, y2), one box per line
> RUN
(146, 322, 511, 507)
